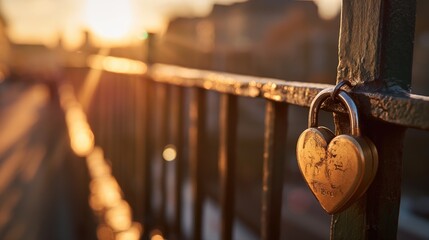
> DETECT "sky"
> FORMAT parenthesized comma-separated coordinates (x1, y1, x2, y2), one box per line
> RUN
(0, 0, 340, 49)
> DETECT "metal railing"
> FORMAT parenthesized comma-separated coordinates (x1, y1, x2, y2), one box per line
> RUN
(67, 51, 429, 239)
(65, 1, 429, 240)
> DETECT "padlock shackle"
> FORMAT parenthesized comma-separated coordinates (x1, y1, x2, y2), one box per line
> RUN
(309, 88, 360, 136)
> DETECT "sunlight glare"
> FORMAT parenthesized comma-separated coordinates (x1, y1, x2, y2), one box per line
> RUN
(150, 230, 164, 240)
(70, 127, 94, 157)
(115, 223, 142, 240)
(96, 225, 114, 240)
(162, 145, 177, 162)
(88, 55, 147, 75)
(105, 200, 132, 231)
(313, 0, 341, 20)
(85, 0, 134, 42)
(90, 177, 122, 208)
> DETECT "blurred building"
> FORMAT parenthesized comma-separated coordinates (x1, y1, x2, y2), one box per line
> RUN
(10, 43, 63, 82)
(0, 8, 63, 82)
(157, 0, 339, 83)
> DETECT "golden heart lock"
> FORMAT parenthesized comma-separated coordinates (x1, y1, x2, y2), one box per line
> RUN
(296, 85, 378, 214)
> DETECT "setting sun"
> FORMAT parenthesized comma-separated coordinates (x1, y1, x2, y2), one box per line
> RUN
(84, 0, 134, 43)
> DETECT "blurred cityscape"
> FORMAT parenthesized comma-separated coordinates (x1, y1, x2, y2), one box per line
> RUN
(0, 0, 428, 239)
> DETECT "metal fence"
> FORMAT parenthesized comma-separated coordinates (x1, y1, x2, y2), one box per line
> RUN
(71, 1, 429, 240)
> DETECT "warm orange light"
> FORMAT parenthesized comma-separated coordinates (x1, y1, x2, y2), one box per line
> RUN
(58, 84, 141, 237)
(96, 225, 114, 240)
(89, 161, 111, 179)
(115, 223, 142, 240)
(150, 230, 164, 240)
(88, 55, 147, 75)
(87, 147, 112, 179)
(151, 234, 164, 240)
(86, 147, 104, 167)
(105, 200, 132, 231)
(85, 0, 134, 42)
(65, 105, 95, 157)
(59, 85, 95, 157)
(162, 145, 177, 161)
(89, 194, 104, 212)
(70, 127, 94, 157)
(313, 0, 341, 19)
(90, 177, 122, 208)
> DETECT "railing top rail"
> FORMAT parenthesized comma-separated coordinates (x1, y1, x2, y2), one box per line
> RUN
(149, 63, 429, 131)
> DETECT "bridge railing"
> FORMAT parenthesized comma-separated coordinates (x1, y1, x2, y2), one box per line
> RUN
(66, 1, 429, 239)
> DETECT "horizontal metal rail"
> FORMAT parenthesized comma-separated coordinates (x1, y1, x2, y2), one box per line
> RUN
(81, 53, 428, 239)
(149, 63, 429, 130)
(85, 55, 429, 130)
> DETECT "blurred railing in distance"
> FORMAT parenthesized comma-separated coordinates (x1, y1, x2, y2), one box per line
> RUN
(56, 1, 429, 239)
(88, 55, 147, 75)
(152, 1, 340, 85)
(61, 49, 429, 240)
(58, 81, 142, 240)
(1, 0, 428, 239)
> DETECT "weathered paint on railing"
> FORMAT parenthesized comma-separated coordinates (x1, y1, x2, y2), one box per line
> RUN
(86, 56, 429, 130)
(149, 64, 429, 130)
(332, 0, 416, 239)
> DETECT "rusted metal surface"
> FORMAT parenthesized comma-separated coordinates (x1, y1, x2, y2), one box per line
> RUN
(149, 64, 429, 130)
(261, 101, 287, 240)
(189, 88, 206, 240)
(331, 0, 416, 239)
(336, 0, 382, 86)
(219, 94, 237, 240)
(337, 0, 415, 90)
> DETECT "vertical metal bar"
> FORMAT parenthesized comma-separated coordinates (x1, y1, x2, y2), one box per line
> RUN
(105, 74, 117, 168)
(189, 88, 206, 240)
(219, 94, 237, 240)
(173, 86, 184, 239)
(134, 76, 144, 223)
(123, 75, 131, 202)
(114, 75, 122, 182)
(120, 76, 127, 186)
(159, 83, 170, 233)
(94, 72, 103, 147)
(143, 79, 154, 236)
(143, 31, 155, 238)
(261, 101, 287, 240)
(331, 1, 416, 239)
(129, 75, 137, 217)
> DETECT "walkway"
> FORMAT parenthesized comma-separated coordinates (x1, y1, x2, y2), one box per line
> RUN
(0, 82, 95, 240)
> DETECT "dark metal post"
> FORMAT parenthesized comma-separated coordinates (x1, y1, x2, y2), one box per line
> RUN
(142, 31, 156, 238)
(331, 0, 416, 239)
(146, 32, 156, 66)
(261, 101, 288, 240)
(143, 79, 154, 237)
(189, 88, 206, 240)
(134, 76, 145, 224)
(172, 86, 184, 239)
(219, 94, 237, 240)
(159, 83, 170, 233)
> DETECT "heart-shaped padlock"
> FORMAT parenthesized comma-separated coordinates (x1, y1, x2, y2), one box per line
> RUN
(296, 88, 378, 214)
